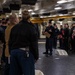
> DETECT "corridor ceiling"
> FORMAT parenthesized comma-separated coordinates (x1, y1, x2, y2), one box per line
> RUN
(0, 0, 75, 16)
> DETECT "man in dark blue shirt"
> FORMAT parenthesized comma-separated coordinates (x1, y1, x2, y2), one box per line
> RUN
(43, 21, 54, 56)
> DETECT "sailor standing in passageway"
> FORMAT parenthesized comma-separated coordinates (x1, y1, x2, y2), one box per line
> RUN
(43, 21, 54, 56)
(63, 24, 69, 52)
(53, 24, 59, 49)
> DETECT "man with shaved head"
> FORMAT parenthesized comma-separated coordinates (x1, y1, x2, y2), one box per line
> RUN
(9, 10, 39, 75)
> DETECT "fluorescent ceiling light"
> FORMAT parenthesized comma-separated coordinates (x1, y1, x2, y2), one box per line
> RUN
(55, 7, 62, 10)
(73, 12, 75, 15)
(40, 16, 48, 18)
(48, 15, 53, 17)
(52, 15, 57, 17)
(59, 13, 69, 16)
(40, 16, 44, 18)
(68, 0, 74, 2)
(59, 14, 64, 16)
(28, 9, 33, 12)
(31, 12, 36, 15)
(57, 0, 67, 4)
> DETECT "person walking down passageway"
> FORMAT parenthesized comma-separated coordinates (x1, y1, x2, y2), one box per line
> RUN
(9, 10, 39, 75)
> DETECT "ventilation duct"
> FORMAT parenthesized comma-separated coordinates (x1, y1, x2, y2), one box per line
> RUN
(41, 12, 50, 16)
(9, 0, 21, 10)
(21, 0, 37, 5)
(9, 3, 21, 10)
(58, 9, 68, 14)
(3, 7, 11, 13)
(32, 14, 39, 17)
(59, 18, 64, 21)
(2, 3, 11, 13)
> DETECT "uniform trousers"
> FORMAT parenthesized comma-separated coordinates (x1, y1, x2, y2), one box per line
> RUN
(53, 37, 57, 49)
(45, 38, 53, 54)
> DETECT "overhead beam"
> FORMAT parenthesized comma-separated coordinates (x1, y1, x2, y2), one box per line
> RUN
(30, 15, 75, 23)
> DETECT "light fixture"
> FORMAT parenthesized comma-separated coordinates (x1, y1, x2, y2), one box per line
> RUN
(68, 0, 74, 2)
(31, 12, 36, 15)
(57, 0, 67, 4)
(40, 16, 44, 18)
(48, 15, 53, 17)
(28, 9, 33, 12)
(59, 14, 64, 16)
(73, 12, 75, 15)
(54, 7, 62, 10)
(52, 15, 57, 17)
